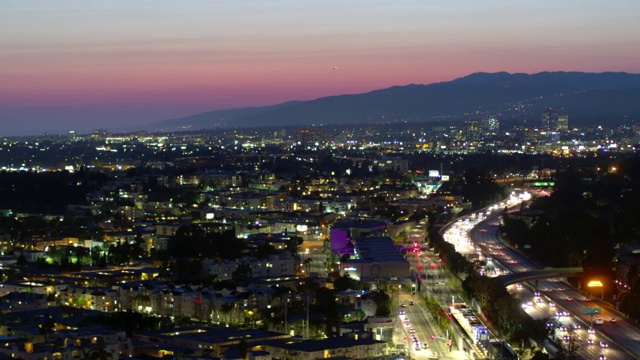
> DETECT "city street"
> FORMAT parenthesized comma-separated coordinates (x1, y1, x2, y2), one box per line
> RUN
(394, 293, 471, 360)
(300, 238, 329, 277)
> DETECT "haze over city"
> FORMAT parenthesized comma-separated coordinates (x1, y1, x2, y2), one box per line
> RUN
(1, 0, 640, 135)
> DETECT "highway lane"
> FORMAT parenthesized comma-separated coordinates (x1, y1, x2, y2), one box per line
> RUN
(516, 285, 622, 360)
(469, 205, 638, 359)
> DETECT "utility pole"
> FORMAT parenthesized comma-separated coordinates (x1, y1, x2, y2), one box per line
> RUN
(284, 293, 288, 335)
(305, 294, 310, 338)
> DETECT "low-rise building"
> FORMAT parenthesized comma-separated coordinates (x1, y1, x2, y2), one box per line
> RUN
(134, 326, 290, 357)
(203, 252, 297, 281)
(0, 292, 48, 312)
(342, 237, 411, 282)
(261, 333, 387, 360)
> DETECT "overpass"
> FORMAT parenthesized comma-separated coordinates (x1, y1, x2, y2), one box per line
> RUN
(497, 267, 583, 286)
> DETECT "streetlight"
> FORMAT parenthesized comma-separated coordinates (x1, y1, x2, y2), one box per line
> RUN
(588, 280, 604, 300)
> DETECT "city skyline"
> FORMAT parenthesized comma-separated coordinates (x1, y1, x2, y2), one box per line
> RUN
(2, 0, 640, 135)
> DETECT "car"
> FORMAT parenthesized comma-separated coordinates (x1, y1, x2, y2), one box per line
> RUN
(399, 310, 405, 315)
(566, 296, 573, 301)
(562, 335, 570, 341)
(536, 298, 543, 304)
(600, 341, 609, 348)
(546, 288, 553, 292)
(533, 291, 541, 296)
(572, 323, 581, 329)
(410, 328, 416, 333)
(409, 301, 414, 306)
(415, 346, 421, 351)
(598, 356, 607, 360)
(586, 338, 594, 345)
(584, 297, 592, 302)
(560, 326, 568, 332)
(548, 302, 556, 307)
(588, 328, 596, 334)
(422, 343, 429, 349)
(610, 317, 617, 323)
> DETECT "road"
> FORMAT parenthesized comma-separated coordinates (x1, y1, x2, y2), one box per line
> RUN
(466, 200, 638, 360)
(403, 242, 484, 359)
(299, 238, 328, 277)
(396, 293, 473, 360)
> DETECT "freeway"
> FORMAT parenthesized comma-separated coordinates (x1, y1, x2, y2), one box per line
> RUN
(467, 200, 639, 359)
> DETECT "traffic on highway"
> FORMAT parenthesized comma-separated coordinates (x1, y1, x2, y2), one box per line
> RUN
(401, 190, 639, 359)
(440, 191, 638, 359)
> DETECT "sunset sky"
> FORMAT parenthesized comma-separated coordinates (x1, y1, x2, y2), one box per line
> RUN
(2, 0, 640, 135)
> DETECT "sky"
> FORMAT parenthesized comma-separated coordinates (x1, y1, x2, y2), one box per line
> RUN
(1, 0, 640, 136)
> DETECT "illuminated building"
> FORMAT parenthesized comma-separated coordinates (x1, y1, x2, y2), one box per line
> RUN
(541, 109, 559, 130)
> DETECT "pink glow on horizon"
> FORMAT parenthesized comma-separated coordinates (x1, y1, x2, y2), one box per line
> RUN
(2, 0, 640, 134)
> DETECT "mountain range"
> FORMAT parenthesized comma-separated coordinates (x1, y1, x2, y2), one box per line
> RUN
(148, 71, 640, 132)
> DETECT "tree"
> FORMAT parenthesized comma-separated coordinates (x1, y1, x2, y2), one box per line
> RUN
(221, 302, 236, 324)
(82, 347, 114, 360)
(303, 258, 313, 274)
(167, 226, 245, 260)
(110, 212, 132, 232)
(555, 331, 581, 360)
(255, 243, 277, 259)
(287, 236, 303, 256)
(16, 254, 27, 267)
(370, 290, 392, 316)
(333, 275, 359, 292)
(169, 258, 204, 283)
(38, 316, 56, 341)
(530, 349, 550, 360)
(232, 262, 253, 286)
(237, 339, 249, 360)
(620, 280, 640, 321)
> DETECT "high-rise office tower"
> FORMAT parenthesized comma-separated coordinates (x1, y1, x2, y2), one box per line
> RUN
(296, 128, 323, 146)
(557, 115, 569, 131)
(465, 119, 481, 141)
(542, 109, 559, 130)
(481, 116, 500, 135)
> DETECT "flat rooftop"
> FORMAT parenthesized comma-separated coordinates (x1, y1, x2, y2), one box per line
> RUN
(353, 237, 407, 263)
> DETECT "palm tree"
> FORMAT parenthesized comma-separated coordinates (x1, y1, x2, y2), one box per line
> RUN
(303, 258, 313, 275)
